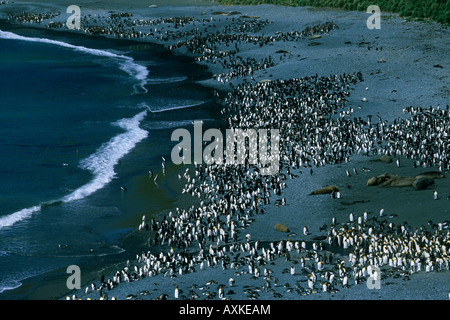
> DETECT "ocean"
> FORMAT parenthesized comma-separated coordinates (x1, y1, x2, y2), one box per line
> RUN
(0, 22, 219, 299)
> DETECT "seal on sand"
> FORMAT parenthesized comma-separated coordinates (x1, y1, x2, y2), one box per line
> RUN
(378, 155, 392, 163)
(415, 171, 445, 179)
(381, 175, 415, 187)
(275, 223, 290, 233)
(308, 185, 339, 195)
(367, 172, 390, 186)
(412, 177, 435, 190)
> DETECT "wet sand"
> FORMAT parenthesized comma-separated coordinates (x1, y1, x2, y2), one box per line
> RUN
(0, 1, 448, 301)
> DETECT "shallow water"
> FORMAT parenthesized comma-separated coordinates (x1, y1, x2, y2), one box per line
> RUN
(0, 22, 220, 299)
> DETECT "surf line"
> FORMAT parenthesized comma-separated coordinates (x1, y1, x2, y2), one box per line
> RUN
(0, 29, 149, 93)
(0, 110, 149, 230)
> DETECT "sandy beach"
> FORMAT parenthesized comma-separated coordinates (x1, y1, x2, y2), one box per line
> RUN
(0, 1, 449, 302)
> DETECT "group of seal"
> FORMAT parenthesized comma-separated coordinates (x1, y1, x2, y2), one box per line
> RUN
(367, 171, 445, 190)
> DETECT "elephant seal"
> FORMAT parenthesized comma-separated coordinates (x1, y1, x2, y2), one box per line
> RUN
(412, 177, 435, 190)
(382, 175, 415, 187)
(275, 223, 289, 233)
(389, 177, 416, 187)
(367, 172, 390, 186)
(367, 176, 378, 186)
(308, 185, 339, 195)
(415, 171, 445, 179)
(379, 155, 392, 163)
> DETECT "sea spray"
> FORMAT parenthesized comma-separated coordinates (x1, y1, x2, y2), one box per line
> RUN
(63, 110, 148, 202)
(0, 110, 148, 228)
(0, 29, 149, 93)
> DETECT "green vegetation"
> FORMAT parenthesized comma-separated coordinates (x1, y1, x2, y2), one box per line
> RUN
(216, 0, 449, 24)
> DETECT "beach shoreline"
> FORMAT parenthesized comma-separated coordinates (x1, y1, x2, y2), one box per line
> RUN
(0, 1, 449, 301)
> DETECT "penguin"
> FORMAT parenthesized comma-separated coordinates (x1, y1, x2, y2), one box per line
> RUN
(303, 226, 309, 236)
(342, 275, 348, 288)
(308, 278, 314, 291)
(331, 217, 337, 226)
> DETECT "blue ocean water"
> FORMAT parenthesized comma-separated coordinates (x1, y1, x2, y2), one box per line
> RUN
(0, 24, 218, 298)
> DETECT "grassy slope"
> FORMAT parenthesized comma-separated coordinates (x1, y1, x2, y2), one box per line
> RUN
(216, 0, 449, 24)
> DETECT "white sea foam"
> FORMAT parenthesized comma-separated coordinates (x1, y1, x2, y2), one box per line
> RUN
(0, 280, 22, 294)
(63, 110, 148, 202)
(0, 29, 149, 92)
(0, 110, 148, 229)
(144, 119, 215, 130)
(0, 30, 150, 229)
(147, 101, 206, 113)
(0, 205, 41, 229)
(146, 76, 188, 85)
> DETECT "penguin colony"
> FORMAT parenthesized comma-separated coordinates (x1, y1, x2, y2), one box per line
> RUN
(81, 212, 450, 300)
(6, 9, 336, 84)
(5, 6, 447, 300)
(79, 74, 449, 300)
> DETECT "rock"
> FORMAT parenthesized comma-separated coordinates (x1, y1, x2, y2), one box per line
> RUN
(308, 185, 339, 195)
(412, 177, 435, 190)
(379, 155, 392, 163)
(275, 49, 289, 54)
(275, 223, 289, 233)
